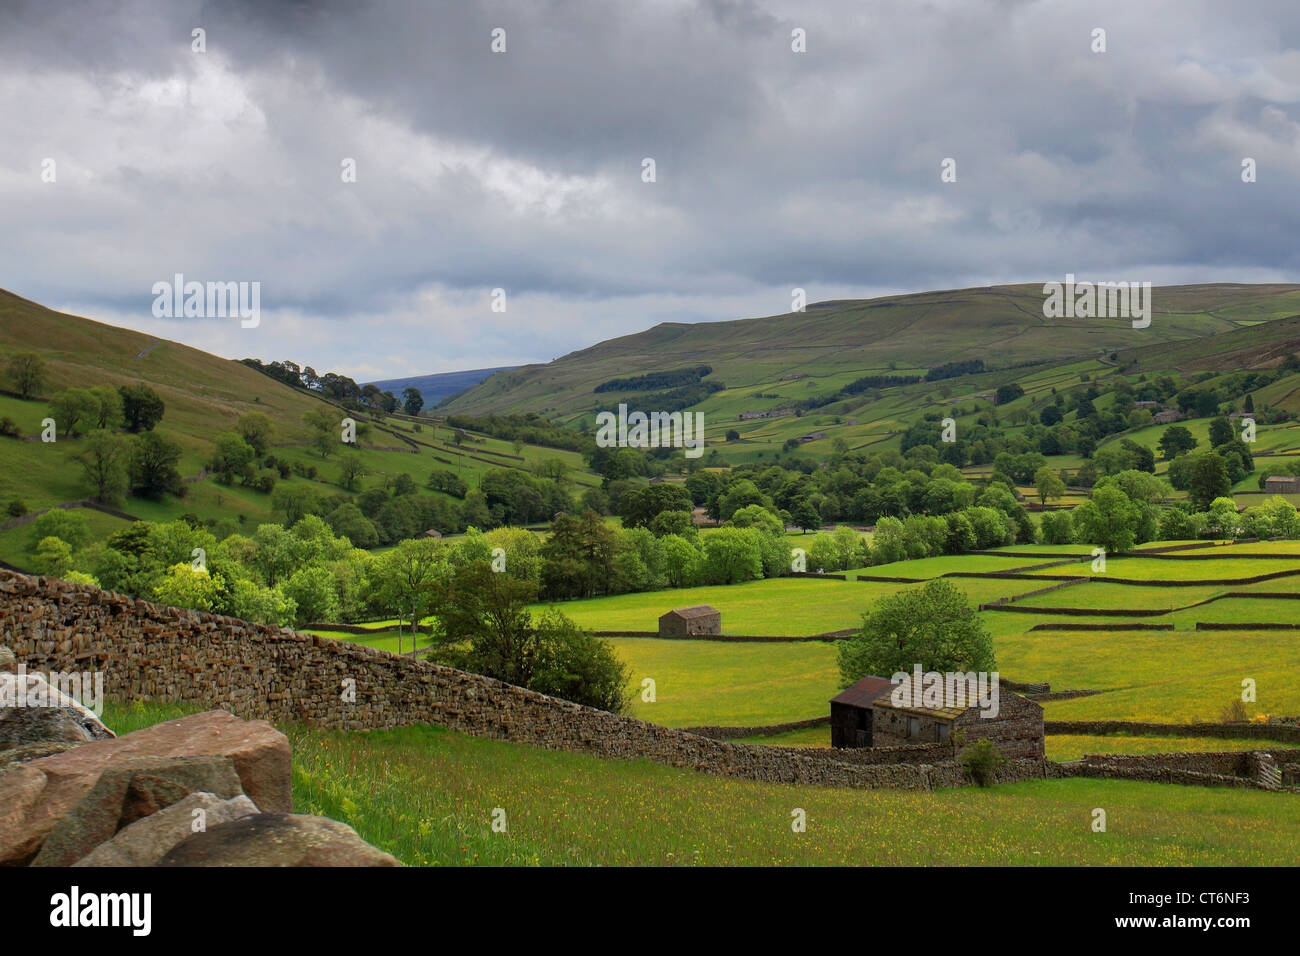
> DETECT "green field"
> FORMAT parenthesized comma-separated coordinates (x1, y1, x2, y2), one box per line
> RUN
(1044, 734, 1299, 762)
(612, 637, 840, 727)
(527, 575, 1033, 636)
(302, 540, 1300, 732)
(848, 554, 1053, 577)
(1021, 555, 1300, 581)
(97, 699, 1300, 867)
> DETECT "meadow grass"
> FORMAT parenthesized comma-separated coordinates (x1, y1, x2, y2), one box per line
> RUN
(97, 698, 1300, 867)
(612, 637, 840, 727)
(1022, 556, 1300, 581)
(848, 554, 1050, 577)
(313, 556, 1300, 731)
(528, 575, 1031, 636)
(1002, 630, 1300, 721)
(1009, 581, 1225, 610)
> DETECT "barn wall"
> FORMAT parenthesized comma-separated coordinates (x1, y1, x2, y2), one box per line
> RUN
(954, 693, 1045, 759)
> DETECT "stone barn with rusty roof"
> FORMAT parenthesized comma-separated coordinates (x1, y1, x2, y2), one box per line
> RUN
(658, 605, 721, 637)
(830, 675, 896, 747)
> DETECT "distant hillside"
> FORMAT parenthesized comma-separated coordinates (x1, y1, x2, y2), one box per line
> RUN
(367, 367, 519, 409)
(441, 283, 1300, 418)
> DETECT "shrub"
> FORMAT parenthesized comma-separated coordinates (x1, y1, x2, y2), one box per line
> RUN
(28, 509, 91, 552)
(282, 564, 341, 624)
(153, 563, 225, 613)
(960, 738, 1005, 787)
(6, 498, 27, 518)
(247, 469, 278, 494)
(529, 609, 631, 713)
(705, 527, 766, 584)
(1157, 506, 1200, 541)
(1220, 699, 1250, 723)
(34, 536, 74, 577)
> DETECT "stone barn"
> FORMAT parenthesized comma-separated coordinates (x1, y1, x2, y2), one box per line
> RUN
(1264, 475, 1300, 495)
(871, 689, 1045, 759)
(830, 676, 896, 748)
(658, 605, 721, 637)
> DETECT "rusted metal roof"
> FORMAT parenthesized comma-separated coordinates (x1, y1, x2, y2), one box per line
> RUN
(830, 676, 895, 709)
(662, 605, 720, 620)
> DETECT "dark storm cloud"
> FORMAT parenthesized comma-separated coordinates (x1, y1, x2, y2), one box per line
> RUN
(1, 0, 1298, 376)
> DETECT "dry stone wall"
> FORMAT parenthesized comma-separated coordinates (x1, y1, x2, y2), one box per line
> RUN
(1046, 719, 1300, 744)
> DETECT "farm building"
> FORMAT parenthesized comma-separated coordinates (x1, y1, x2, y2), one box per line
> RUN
(798, 431, 827, 443)
(658, 605, 722, 637)
(830, 676, 896, 747)
(831, 679, 1045, 758)
(419, 528, 443, 539)
(1153, 409, 1183, 424)
(871, 690, 1045, 758)
(1264, 475, 1300, 494)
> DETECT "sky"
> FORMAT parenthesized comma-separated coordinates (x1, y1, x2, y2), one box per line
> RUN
(2, 0, 1299, 382)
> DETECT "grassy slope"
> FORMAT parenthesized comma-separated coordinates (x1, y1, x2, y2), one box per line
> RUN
(0, 290, 599, 566)
(442, 283, 1300, 419)
(100, 699, 1300, 867)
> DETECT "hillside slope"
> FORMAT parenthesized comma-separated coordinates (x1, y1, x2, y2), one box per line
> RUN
(442, 283, 1300, 418)
(0, 288, 324, 451)
(0, 291, 599, 568)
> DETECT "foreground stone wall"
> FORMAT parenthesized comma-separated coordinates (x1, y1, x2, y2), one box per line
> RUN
(2, 571, 1029, 792)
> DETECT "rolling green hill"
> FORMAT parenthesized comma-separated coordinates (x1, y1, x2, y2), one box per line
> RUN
(0, 288, 325, 452)
(0, 290, 598, 568)
(441, 283, 1300, 420)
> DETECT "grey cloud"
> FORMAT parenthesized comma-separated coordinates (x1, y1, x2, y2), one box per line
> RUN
(1, 0, 1298, 375)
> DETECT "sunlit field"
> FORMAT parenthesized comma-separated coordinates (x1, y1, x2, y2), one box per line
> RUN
(97, 700, 1300, 867)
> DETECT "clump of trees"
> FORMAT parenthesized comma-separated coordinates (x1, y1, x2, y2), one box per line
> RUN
(427, 562, 629, 712)
(28, 509, 630, 713)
